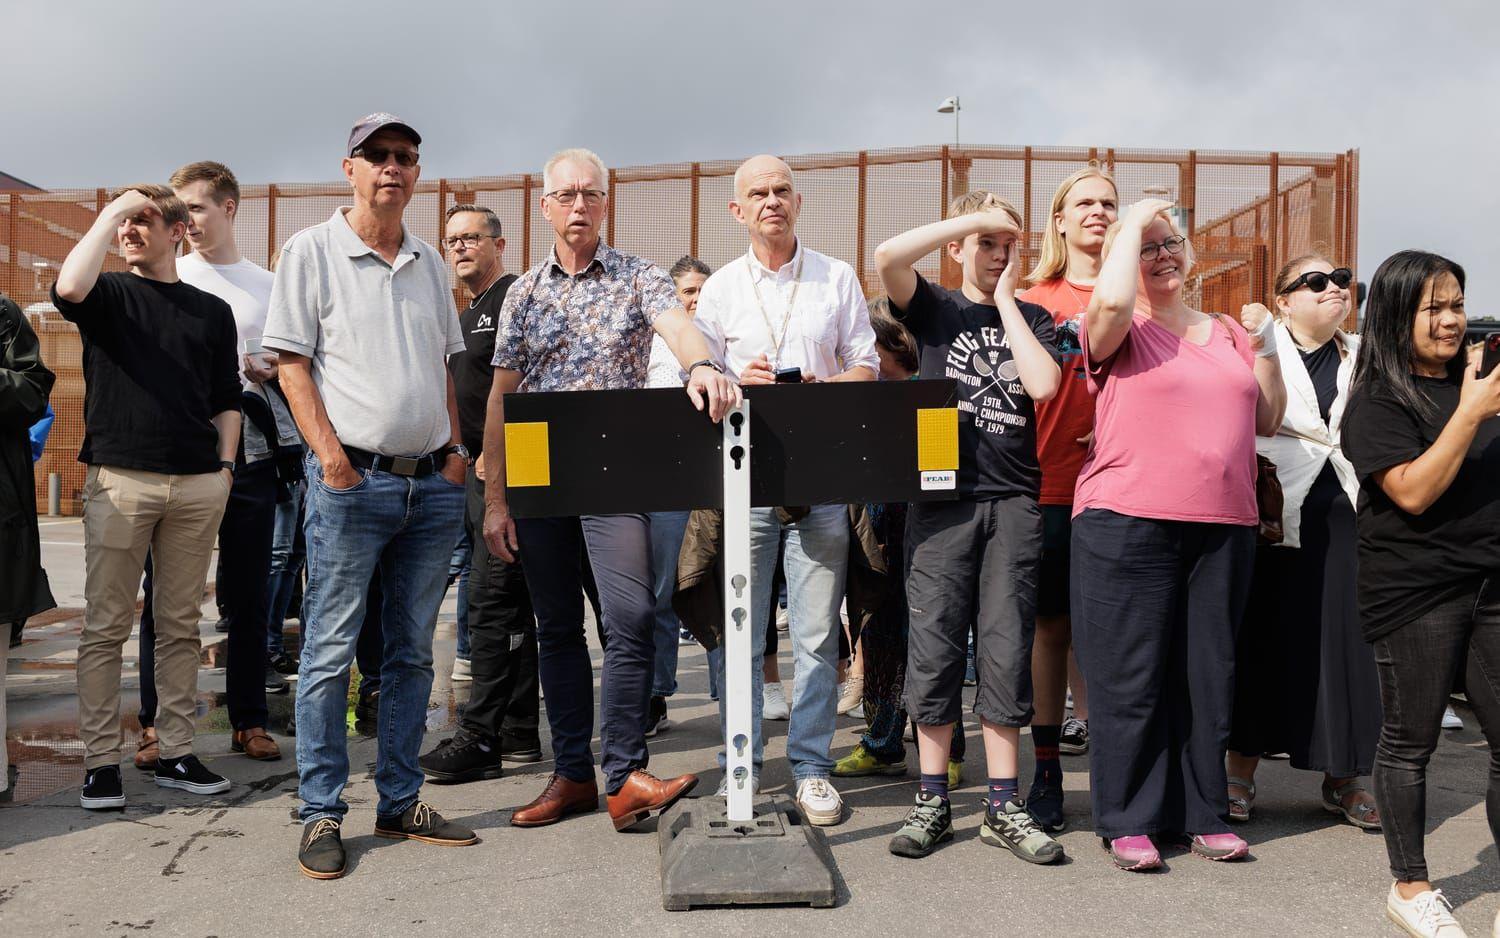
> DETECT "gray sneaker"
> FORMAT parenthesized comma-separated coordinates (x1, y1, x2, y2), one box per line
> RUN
(888, 791, 954, 859)
(980, 799, 1065, 864)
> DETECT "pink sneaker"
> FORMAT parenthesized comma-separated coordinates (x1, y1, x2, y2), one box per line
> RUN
(1108, 835, 1162, 871)
(1190, 832, 1249, 861)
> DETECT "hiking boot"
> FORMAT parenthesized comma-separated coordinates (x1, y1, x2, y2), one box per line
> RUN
(155, 754, 231, 796)
(980, 799, 1064, 864)
(832, 744, 907, 777)
(644, 695, 670, 738)
(1059, 717, 1089, 755)
(298, 818, 346, 880)
(1026, 774, 1066, 832)
(420, 730, 505, 784)
(888, 791, 954, 859)
(375, 800, 479, 846)
(80, 765, 126, 810)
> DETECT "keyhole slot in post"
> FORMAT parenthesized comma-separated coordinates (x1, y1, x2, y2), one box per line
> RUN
(732, 734, 748, 757)
(731, 606, 747, 631)
(729, 445, 745, 470)
(731, 573, 747, 598)
(729, 411, 744, 436)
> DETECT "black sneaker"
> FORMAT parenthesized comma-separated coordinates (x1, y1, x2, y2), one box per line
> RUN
(81, 765, 126, 810)
(419, 730, 504, 783)
(1059, 717, 1089, 755)
(500, 734, 543, 764)
(354, 686, 380, 724)
(374, 800, 478, 846)
(154, 754, 231, 795)
(213, 615, 231, 634)
(265, 666, 289, 695)
(1026, 774, 1066, 832)
(268, 652, 299, 676)
(644, 695, 670, 738)
(298, 818, 346, 880)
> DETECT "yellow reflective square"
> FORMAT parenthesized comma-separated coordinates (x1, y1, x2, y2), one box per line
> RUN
(916, 408, 959, 471)
(505, 422, 550, 488)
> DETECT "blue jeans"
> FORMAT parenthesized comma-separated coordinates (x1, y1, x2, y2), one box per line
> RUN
(712, 504, 848, 780)
(295, 454, 465, 823)
(265, 480, 305, 658)
(648, 511, 691, 698)
(449, 529, 473, 660)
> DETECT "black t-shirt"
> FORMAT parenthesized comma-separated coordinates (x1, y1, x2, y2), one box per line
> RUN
(891, 275, 1060, 499)
(51, 273, 240, 474)
(1341, 375, 1500, 640)
(1301, 339, 1341, 425)
(448, 274, 517, 456)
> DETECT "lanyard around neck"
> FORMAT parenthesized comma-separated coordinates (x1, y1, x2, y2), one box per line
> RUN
(749, 249, 804, 366)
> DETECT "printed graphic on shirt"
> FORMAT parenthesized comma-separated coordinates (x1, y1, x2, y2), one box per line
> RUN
(1055, 315, 1084, 375)
(946, 326, 1031, 437)
(470, 309, 496, 334)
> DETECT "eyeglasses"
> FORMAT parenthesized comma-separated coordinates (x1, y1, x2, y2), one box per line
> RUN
(441, 233, 491, 250)
(353, 145, 419, 168)
(1139, 236, 1186, 262)
(1280, 267, 1353, 295)
(544, 188, 606, 207)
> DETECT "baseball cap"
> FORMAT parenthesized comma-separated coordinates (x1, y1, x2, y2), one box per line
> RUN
(347, 113, 421, 157)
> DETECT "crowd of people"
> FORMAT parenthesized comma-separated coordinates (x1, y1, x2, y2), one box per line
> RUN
(1, 111, 1497, 936)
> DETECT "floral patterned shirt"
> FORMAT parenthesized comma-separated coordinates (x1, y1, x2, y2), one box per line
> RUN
(491, 241, 679, 392)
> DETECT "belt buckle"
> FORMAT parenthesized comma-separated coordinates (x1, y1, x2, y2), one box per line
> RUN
(390, 455, 420, 476)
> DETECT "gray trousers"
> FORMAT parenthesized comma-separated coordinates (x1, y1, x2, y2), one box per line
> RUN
(904, 496, 1041, 728)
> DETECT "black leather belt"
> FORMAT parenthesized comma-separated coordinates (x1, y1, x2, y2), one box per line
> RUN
(343, 446, 444, 478)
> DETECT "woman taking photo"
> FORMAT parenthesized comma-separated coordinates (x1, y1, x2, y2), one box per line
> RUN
(1071, 199, 1286, 871)
(1227, 254, 1381, 830)
(1341, 250, 1500, 938)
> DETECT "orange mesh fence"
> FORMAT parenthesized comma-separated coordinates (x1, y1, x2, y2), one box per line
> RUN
(2, 144, 1358, 515)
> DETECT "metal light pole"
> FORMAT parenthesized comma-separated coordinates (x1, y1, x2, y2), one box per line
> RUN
(937, 96, 960, 148)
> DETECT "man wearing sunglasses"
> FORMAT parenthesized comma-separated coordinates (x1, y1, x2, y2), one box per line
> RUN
(483, 147, 740, 834)
(265, 113, 477, 880)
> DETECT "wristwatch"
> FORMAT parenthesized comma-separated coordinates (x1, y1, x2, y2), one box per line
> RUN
(218, 460, 236, 475)
(442, 443, 472, 464)
(687, 359, 723, 375)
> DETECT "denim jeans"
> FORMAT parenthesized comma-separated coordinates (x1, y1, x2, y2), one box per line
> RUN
(449, 529, 473, 661)
(648, 511, 691, 698)
(712, 504, 848, 780)
(295, 454, 465, 823)
(265, 480, 305, 658)
(1373, 576, 1500, 883)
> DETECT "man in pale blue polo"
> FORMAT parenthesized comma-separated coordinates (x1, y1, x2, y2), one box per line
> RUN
(264, 113, 477, 880)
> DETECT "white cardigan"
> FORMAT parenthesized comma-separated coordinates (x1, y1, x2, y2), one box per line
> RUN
(1255, 322, 1361, 549)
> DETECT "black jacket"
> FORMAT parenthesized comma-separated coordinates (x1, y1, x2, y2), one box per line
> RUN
(0, 295, 57, 622)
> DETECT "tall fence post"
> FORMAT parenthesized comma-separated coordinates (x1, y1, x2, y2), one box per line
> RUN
(266, 184, 278, 268)
(856, 151, 868, 293)
(689, 163, 701, 258)
(607, 169, 618, 246)
(1266, 152, 1280, 304)
(6, 193, 18, 298)
(522, 174, 533, 267)
(1022, 146, 1033, 269)
(1184, 150, 1198, 236)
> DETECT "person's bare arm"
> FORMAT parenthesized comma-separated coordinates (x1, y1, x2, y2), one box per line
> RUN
(1085, 198, 1173, 363)
(210, 410, 241, 486)
(995, 250, 1061, 402)
(652, 306, 742, 421)
(55, 190, 154, 302)
(440, 372, 466, 485)
(875, 206, 1019, 311)
(481, 367, 524, 561)
(1238, 303, 1287, 436)
(275, 352, 359, 490)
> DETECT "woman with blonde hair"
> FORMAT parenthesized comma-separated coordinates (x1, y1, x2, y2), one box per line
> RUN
(1070, 199, 1286, 871)
(1018, 163, 1117, 832)
(1226, 254, 1381, 830)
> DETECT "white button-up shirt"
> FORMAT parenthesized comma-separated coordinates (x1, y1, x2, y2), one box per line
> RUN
(692, 241, 878, 381)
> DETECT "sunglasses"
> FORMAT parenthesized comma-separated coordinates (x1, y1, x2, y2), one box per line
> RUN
(1280, 267, 1353, 295)
(354, 145, 419, 168)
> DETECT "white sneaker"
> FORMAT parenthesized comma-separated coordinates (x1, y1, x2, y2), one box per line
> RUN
(796, 777, 844, 826)
(775, 605, 789, 632)
(1386, 885, 1468, 937)
(763, 682, 790, 721)
(1443, 706, 1465, 730)
(715, 774, 760, 797)
(837, 676, 863, 715)
(451, 657, 472, 681)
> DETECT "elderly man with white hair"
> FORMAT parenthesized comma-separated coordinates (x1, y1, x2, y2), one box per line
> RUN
(483, 147, 739, 833)
(691, 154, 880, 826)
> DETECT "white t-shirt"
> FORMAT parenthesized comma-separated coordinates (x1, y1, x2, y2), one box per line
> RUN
(178, 253, 274, 391)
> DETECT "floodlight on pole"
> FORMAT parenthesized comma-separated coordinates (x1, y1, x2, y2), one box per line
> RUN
(937, 96, 960, 148)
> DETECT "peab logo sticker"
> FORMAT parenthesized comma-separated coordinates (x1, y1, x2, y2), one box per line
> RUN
(920, 470, 956, 491)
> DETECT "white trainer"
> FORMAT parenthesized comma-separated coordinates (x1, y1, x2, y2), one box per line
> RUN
(715, 774, 760, 797)
(763, 682, 790, 721)
(1443, 706, 1465, 731)
(451, 657, 472, 681)
(1386, 885, 1468, 938)
(796, 777, 844, 827)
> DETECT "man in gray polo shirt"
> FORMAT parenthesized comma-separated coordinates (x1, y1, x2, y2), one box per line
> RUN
(264, 113, 477, 881)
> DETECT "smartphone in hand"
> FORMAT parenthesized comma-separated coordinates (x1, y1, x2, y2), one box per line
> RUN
(774, 366, 803, 384)
(1481, 333, 1500, 379)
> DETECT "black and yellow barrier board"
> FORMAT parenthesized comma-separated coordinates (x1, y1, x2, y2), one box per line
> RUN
(503, 379, 959, 519)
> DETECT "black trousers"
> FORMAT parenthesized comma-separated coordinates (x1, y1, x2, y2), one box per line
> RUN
(515, 513, 655, 793)
(1071, 509, 1255, 839)
(1373, 576, 1500, 882)
(459, 469, 539, 745)
(139, 462, 277, 732)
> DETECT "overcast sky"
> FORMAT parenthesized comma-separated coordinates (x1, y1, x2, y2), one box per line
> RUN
(11, 0, 1498, 312)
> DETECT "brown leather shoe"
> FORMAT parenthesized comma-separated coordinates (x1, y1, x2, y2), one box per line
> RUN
(510, 774, 599, 827)
(606, 770, 698, 831)
(231, 728, 282, 761)
(133, 728, 160, 771)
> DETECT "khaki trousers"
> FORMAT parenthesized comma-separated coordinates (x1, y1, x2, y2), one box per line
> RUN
(78, 466, 228, 769)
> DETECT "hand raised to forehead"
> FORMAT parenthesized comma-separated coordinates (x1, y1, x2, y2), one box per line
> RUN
(108, 189, 157, 221)
(1125, 198, 1175, 231)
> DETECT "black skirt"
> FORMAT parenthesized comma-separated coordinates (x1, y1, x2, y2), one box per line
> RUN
(1229, 459, 1381, 776)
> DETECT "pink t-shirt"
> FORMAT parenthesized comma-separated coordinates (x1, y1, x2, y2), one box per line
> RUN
(1072, 313, 1258, 525)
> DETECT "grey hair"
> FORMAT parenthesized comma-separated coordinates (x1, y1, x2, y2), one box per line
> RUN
(542, 148, 609, 194)
(444, 204, 502, 238)
(669, 255, 712, 281)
